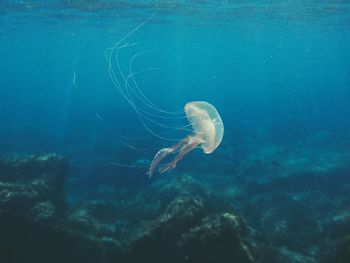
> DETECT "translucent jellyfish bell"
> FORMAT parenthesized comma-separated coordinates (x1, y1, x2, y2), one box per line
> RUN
(147, 101, 224, 177)
(184, 101, 224, 154)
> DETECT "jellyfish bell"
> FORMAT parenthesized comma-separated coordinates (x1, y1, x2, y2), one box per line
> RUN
(147, 101, 224, 177)
(184, 101, 224, 154)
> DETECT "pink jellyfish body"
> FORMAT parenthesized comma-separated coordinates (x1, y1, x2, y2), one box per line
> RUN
(147, 101, 224, 177)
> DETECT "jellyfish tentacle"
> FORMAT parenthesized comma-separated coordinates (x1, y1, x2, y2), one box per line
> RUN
(111, 44, 186, 120)
(126, 67, 188, 119)
(113, 43, 191, 140)
(128, 50, 185, 115)
(109, 48, 181, 141)
(105, 14, 201, 142)
(107, 25, 190, 139)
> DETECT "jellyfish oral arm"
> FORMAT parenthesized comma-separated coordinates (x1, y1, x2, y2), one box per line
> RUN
(147, 147, 173, 177)
(147, 135, 203, 177)
(159, 135, 202, 173)
(147, 136, 190, 177)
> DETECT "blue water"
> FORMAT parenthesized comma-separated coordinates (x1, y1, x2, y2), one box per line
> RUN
(0, 1, 349, 175)
(1, 1, 350, 262)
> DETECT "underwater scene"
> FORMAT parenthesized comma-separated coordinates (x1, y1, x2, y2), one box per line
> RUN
(1, 1, 350, 262)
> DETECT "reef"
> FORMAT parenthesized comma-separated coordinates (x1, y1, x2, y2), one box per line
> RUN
(63, 175, 266, 263)
(0, 147, 349, 263)
(0, 154, 68, 262)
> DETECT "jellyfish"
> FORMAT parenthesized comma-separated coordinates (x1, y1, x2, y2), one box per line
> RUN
(147, 101, 224, 177)
(101, 12, 224, 175)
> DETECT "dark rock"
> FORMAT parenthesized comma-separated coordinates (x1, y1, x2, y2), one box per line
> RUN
(9, 149, 350, 263)
(123, 195, 205, 263)
(274, 247, 317, 263)
(331, 236, 350, 263)
(324, 211, 350, 240)
(251, 191, 325, 253)
(128, 195, 206, 260)
(30, 201, 57, 225)
(0, 153, 68, 194)
(65, 200, 118, 239)
(0, 182, 39, 216)
(158, 174, 207, 207)
(0, 153, 69, 263)
(126, 194, 268, 263)
(0, 154, 68, 220)
(178, 213, 260, 263)
(246, 168, 350, 197)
